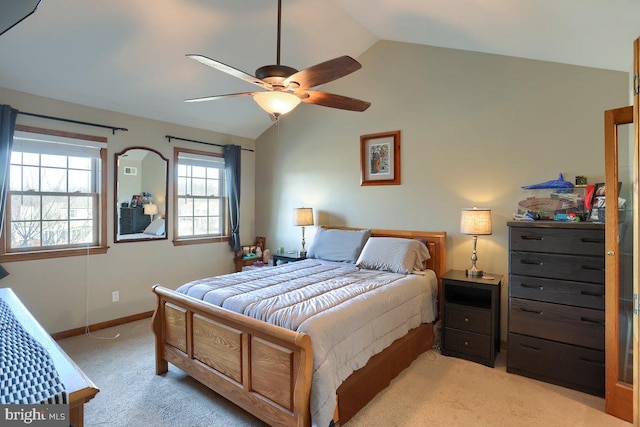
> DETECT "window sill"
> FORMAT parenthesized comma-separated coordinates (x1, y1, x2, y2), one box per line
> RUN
(173, 236, 230, 246)
(0, 245, 109, 263)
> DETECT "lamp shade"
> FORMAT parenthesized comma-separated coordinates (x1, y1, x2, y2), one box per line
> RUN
(293, 208, 314, 226)
(253, 91, 301, 116)
(460, 207, 492, 235)
(144, 203, 158, 216)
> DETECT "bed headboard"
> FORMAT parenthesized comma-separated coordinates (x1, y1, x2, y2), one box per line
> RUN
(321, 226, 447, 318)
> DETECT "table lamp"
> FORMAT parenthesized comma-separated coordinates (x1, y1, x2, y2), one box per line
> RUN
(460, 207, 492, 277)
(144, 203, 158, 221)
(293, 207, 314, 256)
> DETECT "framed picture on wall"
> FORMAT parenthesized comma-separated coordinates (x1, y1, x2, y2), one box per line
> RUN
(360, 130, 401, 186)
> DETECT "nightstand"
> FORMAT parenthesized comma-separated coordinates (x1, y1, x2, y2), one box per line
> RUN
(441, 269, 502, 367)
(272, 253, 306, 265)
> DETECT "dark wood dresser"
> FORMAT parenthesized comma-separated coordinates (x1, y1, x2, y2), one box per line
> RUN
(507, 221, 605, 396)
(119, 207, 150, 234)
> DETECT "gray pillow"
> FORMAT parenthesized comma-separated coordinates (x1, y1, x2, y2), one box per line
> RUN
(307, 228, 371, 263)
(356, 237, 431, 274)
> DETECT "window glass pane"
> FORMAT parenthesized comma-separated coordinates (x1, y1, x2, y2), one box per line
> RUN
(41, 154, 67, 168)
(69, 157, 91, 170)
(41, 167, 67, 192)
(10, 195, 40, 221)
(206, 178, 220, 197)
(193, 217, 208, 235)
(208, 199, 220, 216)
(178, 198, 193, 217)
(70, 220, 93, 244)
(207, 167, 220, 179)
(42, 196, 69, 220)
(177, 164, 188, 176)
(11, 221, 40, 248)
(208, 216, 220, 235)
(70, 196, 93, 220)
(10, 151, 22, 164)
(23, 166, 39, 191)
(192, 166, 206, 178)
(192, 178, 206, 196)
(177, 177, 189, 196)
(42, 221, 68, 246)
(194, 199, 208, 216)
(69, 170, 91, 193)
(178, 217, 193, 236)
(9, 165, 22, 191)
(23, 152, 39, 166)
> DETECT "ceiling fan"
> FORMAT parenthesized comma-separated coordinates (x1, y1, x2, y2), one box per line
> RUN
(184, 0, 371, 119)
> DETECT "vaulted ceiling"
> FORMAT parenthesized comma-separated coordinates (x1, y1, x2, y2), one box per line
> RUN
(1, 0, 638, 139)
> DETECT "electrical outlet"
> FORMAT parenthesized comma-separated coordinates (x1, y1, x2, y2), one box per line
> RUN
(112, 291, 119, 303)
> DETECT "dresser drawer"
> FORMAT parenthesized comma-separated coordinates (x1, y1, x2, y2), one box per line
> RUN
(509, 298, 604, 350)
(444, 328, 491, 359)
(509, 227, 604, 256)
(509, 275, 604, 309)
(510, 251, 604, 284)
(444, 303, 491, 335)
(507, 333, 604, 396)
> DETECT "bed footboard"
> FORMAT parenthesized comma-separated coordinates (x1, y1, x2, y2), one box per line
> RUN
(152, 285, 313, 427)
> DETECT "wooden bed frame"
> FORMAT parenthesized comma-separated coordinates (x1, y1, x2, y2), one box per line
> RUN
(152, 228, 446, 426)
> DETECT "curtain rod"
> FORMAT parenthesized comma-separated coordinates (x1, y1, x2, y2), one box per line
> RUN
(18, 111, 128, 134)
(165, 135, 254, 152)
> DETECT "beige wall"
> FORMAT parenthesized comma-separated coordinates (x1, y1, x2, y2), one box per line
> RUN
(255, 40, 629, 340)
(0, 86, 256, 333)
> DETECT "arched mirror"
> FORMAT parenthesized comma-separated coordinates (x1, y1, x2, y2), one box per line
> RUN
(114, 147, 168, 243)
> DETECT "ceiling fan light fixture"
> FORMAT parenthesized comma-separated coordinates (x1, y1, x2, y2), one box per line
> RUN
(253, 91, 300, 116)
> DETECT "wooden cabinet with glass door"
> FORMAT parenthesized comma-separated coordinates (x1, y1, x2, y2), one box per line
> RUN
(604, 105, 633, 423)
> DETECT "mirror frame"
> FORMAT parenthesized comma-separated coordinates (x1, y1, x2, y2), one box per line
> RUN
(114, 146, 169, 243)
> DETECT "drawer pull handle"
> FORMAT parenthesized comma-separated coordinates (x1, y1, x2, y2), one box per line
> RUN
(521, 308, 544, 315)
(520, 283, 544, 290)
(521, 235, 543, 241)
(580, 316, 605, 326)
(521, 259, 543, 266)
(580, 290, 604, 297)
(464, 341, 469, 346)
(520, 343, 540, 351)
(464, 317, 469, 323)
(578, 357, 604, 367)
(581, 264, 604, 271)
(580, 237, 605, 244)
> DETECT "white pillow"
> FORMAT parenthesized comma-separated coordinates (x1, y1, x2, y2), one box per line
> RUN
(307, 228, 371, 263)
(356, 237, 431, 274)
(143, 218, 165, 236)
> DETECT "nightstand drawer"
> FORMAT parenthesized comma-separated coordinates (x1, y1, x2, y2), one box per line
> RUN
(507, 333, 604, 396)
(510, 251, 605, 284)
(444, 328, 491, 359)
(444, 303, 491, 335)
(509, 227, 604, 256)
(509, 275, 604, 309)
(509, 298, 604, 350)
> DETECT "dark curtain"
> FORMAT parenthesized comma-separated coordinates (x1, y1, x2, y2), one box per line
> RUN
(0, 104, 18, 238)
(224, 144, 241, 252)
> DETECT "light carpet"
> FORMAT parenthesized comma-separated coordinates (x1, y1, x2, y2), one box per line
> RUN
(58, 319, 629, 427)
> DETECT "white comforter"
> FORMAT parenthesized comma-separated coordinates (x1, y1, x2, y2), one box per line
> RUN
(177, 259, 438, 427)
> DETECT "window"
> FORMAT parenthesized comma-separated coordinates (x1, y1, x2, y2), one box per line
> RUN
(0, 126, 108, 261)
(174, 148, 228, 245)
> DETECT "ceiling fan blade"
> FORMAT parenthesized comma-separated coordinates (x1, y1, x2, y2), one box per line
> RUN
(186, 54, 272, 90)
(302, 91, 371, 112)
(285, 56, 362, 89)
(184, 92, 254, 103)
